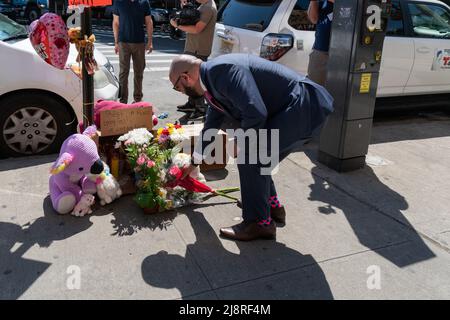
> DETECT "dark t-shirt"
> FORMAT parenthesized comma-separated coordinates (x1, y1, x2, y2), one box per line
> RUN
(313, 1, 334, 52)
(113, 0, 151, 43)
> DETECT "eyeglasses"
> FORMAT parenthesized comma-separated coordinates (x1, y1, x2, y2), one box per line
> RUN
(172, 72, 187, 92)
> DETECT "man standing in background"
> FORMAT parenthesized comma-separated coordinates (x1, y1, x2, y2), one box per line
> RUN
(113, 0, 153, 104)
(307, 0, 334, 86)
(170, 0, 217, 120)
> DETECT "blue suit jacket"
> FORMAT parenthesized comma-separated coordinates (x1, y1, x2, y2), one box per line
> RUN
(197, 54, 334, 156)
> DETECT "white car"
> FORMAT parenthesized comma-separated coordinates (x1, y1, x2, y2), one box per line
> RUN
(211, 0, 450, 100)
(0, 13, 119, 157)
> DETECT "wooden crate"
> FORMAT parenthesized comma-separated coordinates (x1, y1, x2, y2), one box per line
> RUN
(91, 106, 154, 196)
(179, 123, 232, 172)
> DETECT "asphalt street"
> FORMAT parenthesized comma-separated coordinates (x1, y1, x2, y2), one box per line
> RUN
(92, 21, 189, 125)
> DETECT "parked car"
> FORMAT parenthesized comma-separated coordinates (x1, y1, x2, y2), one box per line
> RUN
(3, 0, 50, 23)
(150, 7, 169, 25)
(102, 1, 169, 25)
(0, 13, 119, 157)
(211, 0, 450, 101)
(0, 1, 20, 20)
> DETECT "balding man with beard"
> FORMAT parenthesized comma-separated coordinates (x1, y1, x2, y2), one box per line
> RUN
(169, 54, 334, 241)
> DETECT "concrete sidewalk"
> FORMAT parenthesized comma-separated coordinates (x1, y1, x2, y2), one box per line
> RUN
(1, 111, 450, 299)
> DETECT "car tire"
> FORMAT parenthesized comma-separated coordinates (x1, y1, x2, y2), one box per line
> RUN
(0, 93, 75, 158)
(26, 6, 40, 24)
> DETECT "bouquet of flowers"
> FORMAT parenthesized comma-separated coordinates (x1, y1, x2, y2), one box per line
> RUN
(117, 128, 171, 211)
(156, 123, 187, 148)
(117, 125, 238, 213)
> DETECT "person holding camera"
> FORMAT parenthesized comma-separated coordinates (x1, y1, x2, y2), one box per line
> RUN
(113, 0, 154, 104)
(170, 0, 217, 120)
(307, 0, 334, 86)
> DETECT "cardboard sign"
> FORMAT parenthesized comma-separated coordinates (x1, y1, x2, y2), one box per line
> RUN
(69, 0, 112, 7)
(100, 107, 153, 137)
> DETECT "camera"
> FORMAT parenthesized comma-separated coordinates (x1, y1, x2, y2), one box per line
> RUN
(171, 0, 201, 26)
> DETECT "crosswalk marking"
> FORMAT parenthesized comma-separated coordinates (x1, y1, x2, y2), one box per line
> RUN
(135, 67, 170, 73)
(93, 24, 181, 75)
(108, 59, 173, 64)
(102, 53, 179, 57)
(92, 28, 180, 40)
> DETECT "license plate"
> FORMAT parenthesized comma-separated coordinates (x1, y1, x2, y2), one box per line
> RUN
(220, 39, 234, 54)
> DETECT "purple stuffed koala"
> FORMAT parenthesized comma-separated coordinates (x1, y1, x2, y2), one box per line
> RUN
(49, 126, 103, 214)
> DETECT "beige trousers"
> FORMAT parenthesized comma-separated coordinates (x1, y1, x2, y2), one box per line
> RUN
(119, 42, 146, 103)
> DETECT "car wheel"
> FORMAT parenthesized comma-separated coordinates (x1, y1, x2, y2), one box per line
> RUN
(0, 94, 74, 158)
(26, 6, 40, 23)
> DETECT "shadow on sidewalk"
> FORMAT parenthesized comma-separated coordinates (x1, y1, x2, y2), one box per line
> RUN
(107, 196, 231, 237)
(0, 196, 93, 299)
(0, 154, 55, 171)
(371, 108, 450, 144)
(305, 150, 436, 268)
(141, 209, 334, 300)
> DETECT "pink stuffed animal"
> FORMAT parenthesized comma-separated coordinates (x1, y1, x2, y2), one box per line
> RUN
(49, 126, 103, 214)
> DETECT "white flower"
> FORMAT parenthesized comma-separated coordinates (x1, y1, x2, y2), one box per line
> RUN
(172, 153, 191, 168)
(170, 129, 188, 144)
(159, 168, 167, 182)
(118, 128, 153, 145)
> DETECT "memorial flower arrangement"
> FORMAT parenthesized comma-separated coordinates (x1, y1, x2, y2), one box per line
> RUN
(156, 123, 187, 148)
(117, 128, 172, 211)
(117, 125, 238, 213)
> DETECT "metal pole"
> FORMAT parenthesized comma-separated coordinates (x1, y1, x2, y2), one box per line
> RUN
(81, 6, 94, 129)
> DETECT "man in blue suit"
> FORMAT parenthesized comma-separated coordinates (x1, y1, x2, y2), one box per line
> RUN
(169, 54, 333, 241)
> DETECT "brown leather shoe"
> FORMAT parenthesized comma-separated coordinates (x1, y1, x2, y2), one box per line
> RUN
(220, 221, 276, 241)
(236, 200, 286, 224)
(270, 206, 286, 225)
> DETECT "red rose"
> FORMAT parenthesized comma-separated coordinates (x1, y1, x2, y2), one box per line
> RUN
(168, 166, 183, 179)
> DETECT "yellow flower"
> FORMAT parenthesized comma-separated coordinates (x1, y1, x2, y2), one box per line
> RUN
(158, 188, 167, 198)
(167, 123, 174, 128)
(168, 127, 174, 134)
(157, 128, 164, 135)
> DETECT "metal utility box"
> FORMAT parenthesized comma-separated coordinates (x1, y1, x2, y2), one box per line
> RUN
(318, 0, 391, 172)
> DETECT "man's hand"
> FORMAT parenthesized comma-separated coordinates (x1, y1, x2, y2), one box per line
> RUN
(115, 43, 119, 55)
(146, 42, 153, 54)
(180, 0, 188, 7)
(170, 18, 178, 28)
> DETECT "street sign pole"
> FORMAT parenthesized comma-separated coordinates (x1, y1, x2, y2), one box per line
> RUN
(81, 6, 94, 129)
(318, 0, 392, 172)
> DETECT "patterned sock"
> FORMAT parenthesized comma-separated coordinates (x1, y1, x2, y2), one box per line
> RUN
(257, 217, 273, 226)
(268, 196, 282, 208)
